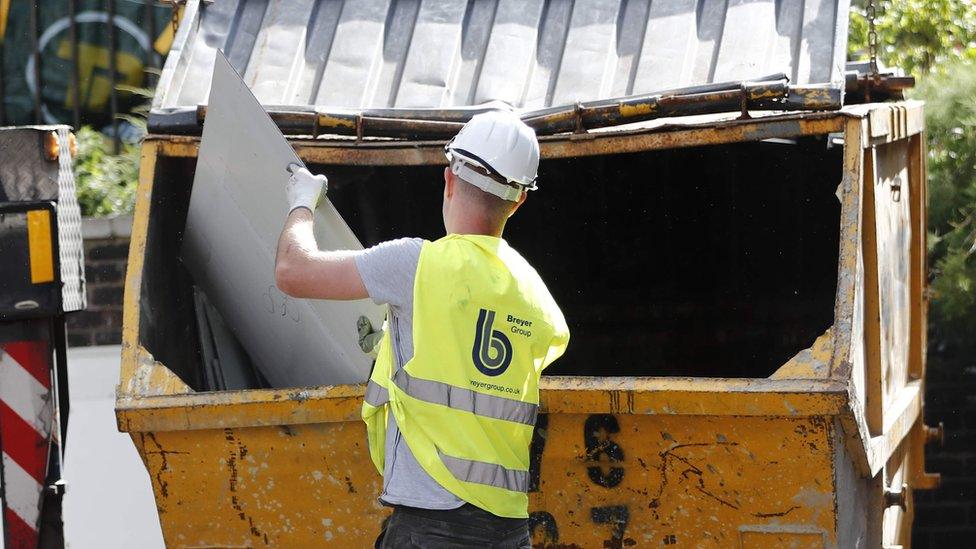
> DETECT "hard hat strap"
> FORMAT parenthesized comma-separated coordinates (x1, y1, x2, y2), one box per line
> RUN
(447, 146, 538, 191)
(451, 159, 523, 202)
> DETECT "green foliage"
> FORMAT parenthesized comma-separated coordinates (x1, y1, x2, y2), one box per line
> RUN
(848, 2, 976, 342)
(113, 84, 154, 134)
(918, 63, 976, 341)
(71, 76, 154, 217)
(73, 126, 139, 217)
(848, 0, 976, 76)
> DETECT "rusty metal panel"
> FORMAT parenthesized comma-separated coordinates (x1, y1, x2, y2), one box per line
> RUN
(154, 0, 850, 113)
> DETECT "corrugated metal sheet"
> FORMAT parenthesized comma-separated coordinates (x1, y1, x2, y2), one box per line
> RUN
(154, 0, 850, 115)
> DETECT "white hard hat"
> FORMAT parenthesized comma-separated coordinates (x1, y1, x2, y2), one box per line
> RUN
(445, 110, 540, 202)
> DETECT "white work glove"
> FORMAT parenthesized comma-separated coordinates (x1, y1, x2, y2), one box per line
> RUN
(285, 163, 328, 214)
(357, 316, 385, 359)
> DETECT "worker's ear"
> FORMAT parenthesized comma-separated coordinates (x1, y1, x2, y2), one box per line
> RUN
(444, 166, 456, 199)
(507, 190, 528, 218)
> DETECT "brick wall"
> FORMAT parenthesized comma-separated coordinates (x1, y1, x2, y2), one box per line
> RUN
(66, 216, 131, 347)
(914, 343, 976, 547)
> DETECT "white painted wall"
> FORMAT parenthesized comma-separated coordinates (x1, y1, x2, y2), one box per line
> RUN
(62, 345, 163, 549)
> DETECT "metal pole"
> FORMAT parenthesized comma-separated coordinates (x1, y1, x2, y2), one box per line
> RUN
(0, 401, 9, 546)
(144, 0, 158, 88)
(68, 0, 81, 129)
(107, 0, 120, 153)
(0, 37, 6, 126)
(50, 316, 70, 454)
(30, 0, 43, 124)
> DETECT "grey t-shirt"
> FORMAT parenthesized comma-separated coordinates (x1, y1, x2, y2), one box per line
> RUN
(354, 237, 465, 510)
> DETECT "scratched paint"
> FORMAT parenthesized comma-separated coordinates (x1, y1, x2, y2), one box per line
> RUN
(130, 412, 838, 547)
(527, 414, 837, 548)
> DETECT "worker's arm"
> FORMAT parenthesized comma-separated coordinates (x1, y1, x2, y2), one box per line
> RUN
(274, 166, 369, 300)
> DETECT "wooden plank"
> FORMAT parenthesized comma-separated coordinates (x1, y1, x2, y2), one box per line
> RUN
(313, 0, 391, 107)
(472, 0, 546, 106)
(393, 0, 467, 107)
(631, 0, 699, 92)
(862, 146, 884, 436)
(907, 136, 936, 495)
(907, 134, 926, 380)
(550, 0, 622, 105)
(874, 140, 912, 406)
(864, 381, 922, 476)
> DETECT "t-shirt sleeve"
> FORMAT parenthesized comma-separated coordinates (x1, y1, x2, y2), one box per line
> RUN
(354, 237, 424, 310)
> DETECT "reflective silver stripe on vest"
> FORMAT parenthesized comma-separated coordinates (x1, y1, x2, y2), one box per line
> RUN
(392, 369, 537, 425)
(439, 452, 529, 492)
(364, 380, 389, 406)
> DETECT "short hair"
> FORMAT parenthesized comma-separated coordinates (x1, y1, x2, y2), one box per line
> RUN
(453, 163, 520, 224)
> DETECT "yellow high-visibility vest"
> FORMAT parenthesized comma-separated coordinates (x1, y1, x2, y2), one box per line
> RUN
(362, 234, 569, 518)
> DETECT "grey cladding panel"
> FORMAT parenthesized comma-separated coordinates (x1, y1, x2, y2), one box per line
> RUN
(181, 54, 383, 388)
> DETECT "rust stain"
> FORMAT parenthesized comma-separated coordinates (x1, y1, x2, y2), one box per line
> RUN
(140, 432, 187, 500)
(225, 428, 269, 544)
(752, 505, 799, 518)
(648, 441, 741, 511)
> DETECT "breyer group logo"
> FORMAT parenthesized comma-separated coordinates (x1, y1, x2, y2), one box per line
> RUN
(472, 309, 513, 377)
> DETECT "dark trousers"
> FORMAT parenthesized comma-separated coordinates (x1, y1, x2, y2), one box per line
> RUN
(375, 504, 531, 548)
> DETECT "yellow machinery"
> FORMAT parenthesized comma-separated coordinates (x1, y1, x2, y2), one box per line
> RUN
(117, 100, 940, 547)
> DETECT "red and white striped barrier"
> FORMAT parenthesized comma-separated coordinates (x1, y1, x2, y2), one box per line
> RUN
(0, 341, 54, 549)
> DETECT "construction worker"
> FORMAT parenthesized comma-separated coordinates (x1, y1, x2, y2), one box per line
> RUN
(274, 110, 569, 548)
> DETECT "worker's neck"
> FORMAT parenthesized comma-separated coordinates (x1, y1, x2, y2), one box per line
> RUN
(447, 217, 505, 238)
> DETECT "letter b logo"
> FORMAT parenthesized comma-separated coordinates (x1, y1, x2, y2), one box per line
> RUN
(472, 309, 513, 377)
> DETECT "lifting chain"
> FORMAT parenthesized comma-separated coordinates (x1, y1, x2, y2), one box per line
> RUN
(169, 0, 185, 36)
(866, 0, 881, 84)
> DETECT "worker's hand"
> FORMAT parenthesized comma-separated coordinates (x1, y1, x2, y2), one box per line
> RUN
(357, 316, 385, 359)
(285, 163, 328, 214)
